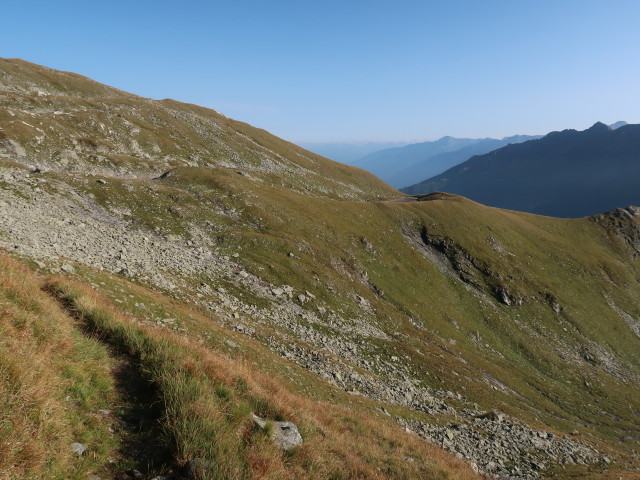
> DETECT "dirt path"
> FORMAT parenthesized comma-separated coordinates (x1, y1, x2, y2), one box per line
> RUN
(45, 285, 177, 480)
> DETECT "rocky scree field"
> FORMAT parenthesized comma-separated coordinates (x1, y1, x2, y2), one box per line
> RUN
(1, 58, 640, 480)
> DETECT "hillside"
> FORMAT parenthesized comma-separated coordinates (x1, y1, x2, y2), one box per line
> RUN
(402, 122, 640, 217)
(0, 58, 394, 202)
(2, 59, 640, 480)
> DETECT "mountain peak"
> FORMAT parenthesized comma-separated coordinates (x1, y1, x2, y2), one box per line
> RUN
(587, 121, 611, 132)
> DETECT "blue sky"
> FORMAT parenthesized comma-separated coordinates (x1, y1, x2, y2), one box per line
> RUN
(2, 1, 640, 142)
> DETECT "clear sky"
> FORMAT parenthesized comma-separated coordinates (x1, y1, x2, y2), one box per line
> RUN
(2, 1, 640, 143)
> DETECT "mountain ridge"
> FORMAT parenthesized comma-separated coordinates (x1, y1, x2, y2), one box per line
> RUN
(352, 134, 539, 188)
(402, 121, 640, 217)
(0, 57, 395, 202)
(392, 134, 542, 189)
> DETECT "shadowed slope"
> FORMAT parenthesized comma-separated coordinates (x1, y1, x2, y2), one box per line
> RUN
(403, 122, 640, 217)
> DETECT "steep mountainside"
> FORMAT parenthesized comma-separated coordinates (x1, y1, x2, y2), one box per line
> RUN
(2, 59, 640, 480)
(402, 122, 640, 217)
(0, 58, 393, 202)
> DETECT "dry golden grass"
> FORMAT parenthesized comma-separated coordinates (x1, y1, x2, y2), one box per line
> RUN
(0, 256, 117, 480)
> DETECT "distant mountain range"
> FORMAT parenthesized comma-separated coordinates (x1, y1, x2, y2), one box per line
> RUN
(388, 135, 541, 189)
(300, 141, 408, 165)
(349, 135, 540, 189)
(402, 121, 639, 217)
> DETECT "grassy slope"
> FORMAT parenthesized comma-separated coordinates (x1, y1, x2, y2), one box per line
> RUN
(62, 164, 640, 461)
(1, 59, 640, 478)
(0, 58, 395, 202)
(165, 170, 640, 443)
(0, 254, 476, 480)
(0, 257, 117, 480)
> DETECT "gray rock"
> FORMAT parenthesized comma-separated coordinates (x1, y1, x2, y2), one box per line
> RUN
(474, 410, 504, 422)
(61, 263, 75, 274)
(3, 139, 26, 157)
(379, 406, 391, 416)
(96, 178, 107, 184)
(531, 461, 546, 470)
(71, 442, 86, 455)
(252, 413, 303, 451)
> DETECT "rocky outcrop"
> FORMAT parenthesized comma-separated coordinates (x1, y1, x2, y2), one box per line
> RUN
(591, 206, 640, 258)
(405, 224, 528, 306)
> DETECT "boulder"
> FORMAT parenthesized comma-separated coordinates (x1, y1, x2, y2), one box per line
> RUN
(473, 410, 504, 422)
(71, 442, 86, 455)
(251, 413, 303, 451)
(61, 263, 75, 274)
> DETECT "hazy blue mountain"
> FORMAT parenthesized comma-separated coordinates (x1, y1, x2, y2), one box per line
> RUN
(300, 141, 408, 165)
(391, 135, 540, 189)
(610, 120, 628, 129)
(350, 135, 538, 189)
(351, 136, 482, 186)
(401, 122, 640, 218)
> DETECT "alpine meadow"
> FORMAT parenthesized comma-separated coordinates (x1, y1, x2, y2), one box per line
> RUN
(1, 56, 640, 480)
